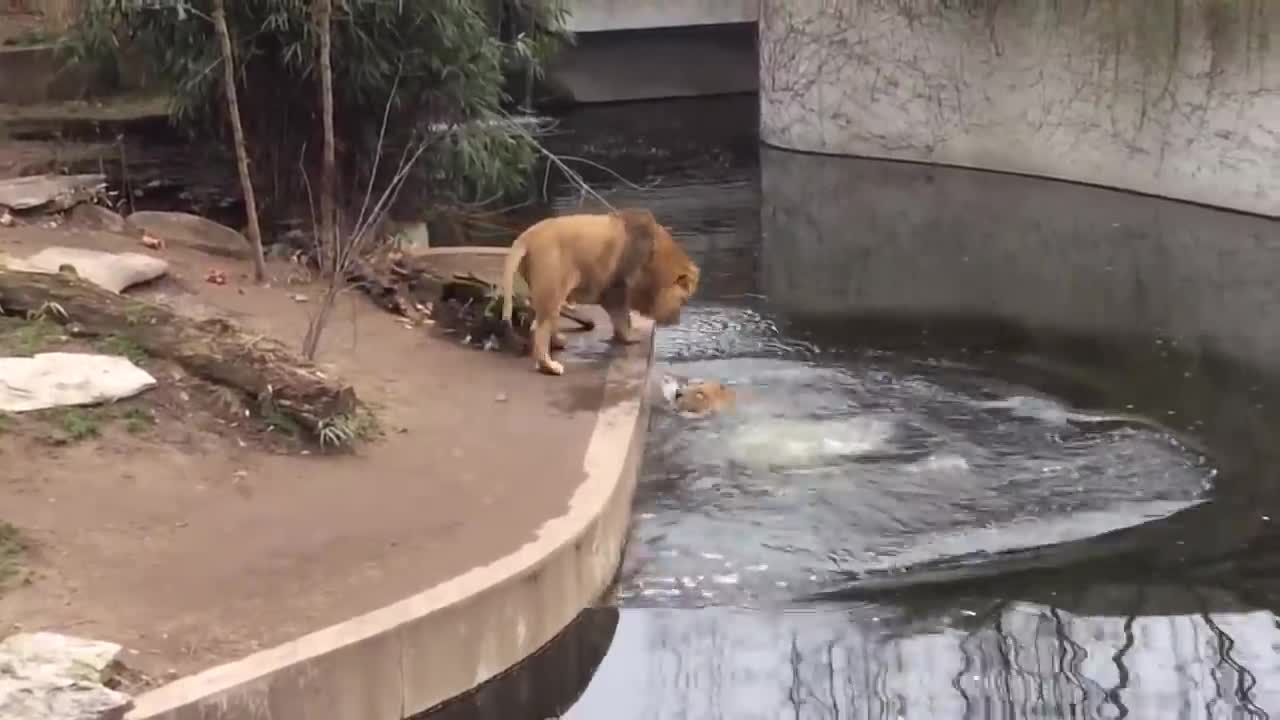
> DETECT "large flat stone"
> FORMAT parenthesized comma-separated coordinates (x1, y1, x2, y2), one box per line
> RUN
(67, 204, 141, 238)
(126, 211, 251, 260)
(0, 632, 134, 720)
(0, 174, 106, 212)
(1, 245, 168, 294)
(0, 352, 158, 414)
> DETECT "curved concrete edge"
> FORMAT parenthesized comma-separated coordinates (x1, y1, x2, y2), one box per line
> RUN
(756, 138, 1280, 221)
(124, 318, 657, 720)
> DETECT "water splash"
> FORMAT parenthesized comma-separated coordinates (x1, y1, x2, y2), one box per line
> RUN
(622, 305, 1216, 608)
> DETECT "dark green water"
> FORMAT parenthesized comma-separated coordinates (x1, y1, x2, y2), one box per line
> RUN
(426, 94, 1280, 720)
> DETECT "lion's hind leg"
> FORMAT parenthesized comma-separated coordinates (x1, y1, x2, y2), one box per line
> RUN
(529, 267, 577, 376)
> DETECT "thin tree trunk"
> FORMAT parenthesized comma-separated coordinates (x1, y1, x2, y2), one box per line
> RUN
(212, 0, 268, 283)
(302, 0, 337, 361)
(318, 0, 336, 275)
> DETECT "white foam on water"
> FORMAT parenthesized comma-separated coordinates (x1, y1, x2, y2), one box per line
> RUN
(906, 454, 971, 473)
(628, 349, 1216, 607)
(725, 416, 897, 469)
(974, 394, 1140, 426)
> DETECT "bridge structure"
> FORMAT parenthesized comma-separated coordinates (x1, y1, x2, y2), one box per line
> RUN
(554, 0, 1278, 217)
(547, 0, 759, 103)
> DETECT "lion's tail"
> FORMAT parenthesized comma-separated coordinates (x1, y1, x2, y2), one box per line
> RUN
(500, 231, 530, 325)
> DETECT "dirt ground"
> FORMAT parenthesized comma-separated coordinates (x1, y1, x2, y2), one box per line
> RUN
(0, 216, 628, 690)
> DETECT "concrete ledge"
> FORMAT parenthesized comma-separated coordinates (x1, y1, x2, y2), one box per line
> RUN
(123, 301, 656, 719)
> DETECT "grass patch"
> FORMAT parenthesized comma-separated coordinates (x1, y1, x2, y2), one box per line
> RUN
(0, 522, 25, 595)
(317, 409, 381, 450)
(264, 410, 303, 438)
(0, 318, 63, 356)
(121, 406, 155, 434)
(98, 335, 148, 365)
(0, 412, 11, 435)
(52, 408, 101, 443)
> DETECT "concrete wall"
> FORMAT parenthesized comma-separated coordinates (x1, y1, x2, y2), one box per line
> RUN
(0, 44, 102, 104)
(759, 0, 1280, 217)
(562, 0, 757, 32)
(0, 0, 81, 39)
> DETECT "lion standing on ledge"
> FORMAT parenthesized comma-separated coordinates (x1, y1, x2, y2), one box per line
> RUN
(501, 209, 699, 376)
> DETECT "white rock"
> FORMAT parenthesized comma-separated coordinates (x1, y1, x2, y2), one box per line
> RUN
(0, 632, 133, 720)
(0, 175, 107, 212)
(126, 211, 251, 260)
(0, 353, 158, 414)
(0, 246, 168, 295)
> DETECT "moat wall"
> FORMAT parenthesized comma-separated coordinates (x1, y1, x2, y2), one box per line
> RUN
(760, 0, 1279, 217)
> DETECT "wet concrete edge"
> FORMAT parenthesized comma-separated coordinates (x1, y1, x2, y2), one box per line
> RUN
(123, 251, 657, 720)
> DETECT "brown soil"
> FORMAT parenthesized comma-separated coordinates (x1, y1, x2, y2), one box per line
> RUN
(0, 219, 622, 691)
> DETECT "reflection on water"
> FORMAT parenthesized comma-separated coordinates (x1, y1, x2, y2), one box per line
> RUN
(566, 585, 1276, 719)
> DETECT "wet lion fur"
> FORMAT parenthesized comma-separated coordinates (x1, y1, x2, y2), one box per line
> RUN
(501, 209, 699, 375)
(673, 379, 737, 415)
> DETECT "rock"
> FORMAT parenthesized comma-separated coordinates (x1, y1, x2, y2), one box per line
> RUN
(387, 220, 431, 256)
(0, 632, 134, 720)
(1, 246, 169, 294)
(126, 211, 252, 260)
(0, 174, 107, 213)
(66, 204, 141, 238)
(0, 353, 158, 413)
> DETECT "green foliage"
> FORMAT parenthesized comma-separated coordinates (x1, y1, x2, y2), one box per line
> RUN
(0, 318, 63, 356)
(55, 408, 102, 442)
(264, 408, 303, 438)
(70, 0, 572, 214)
(99, 335, 148, 365)
(317, 409, 380, 450)
(121, 406, 156, 434)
